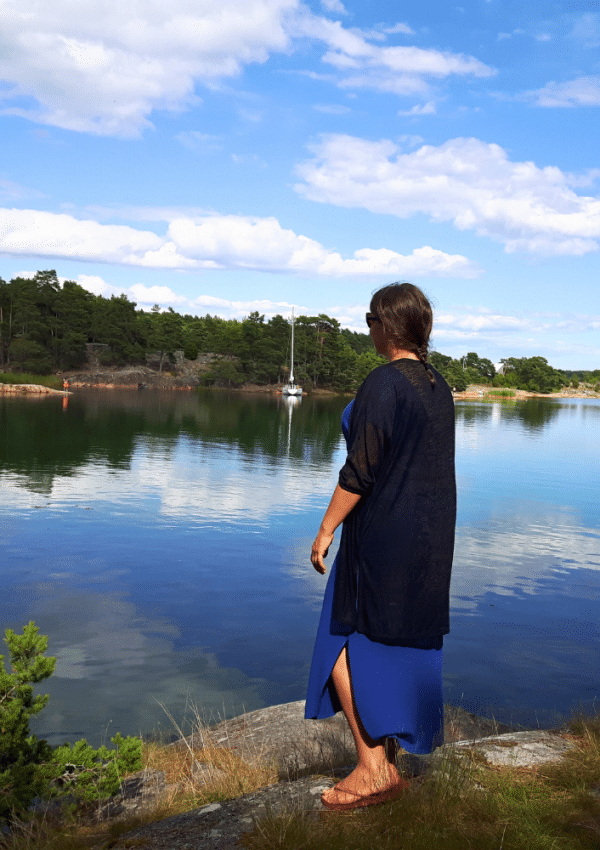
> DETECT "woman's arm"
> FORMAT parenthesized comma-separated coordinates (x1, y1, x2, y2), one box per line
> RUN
(311, 484, 362, 575)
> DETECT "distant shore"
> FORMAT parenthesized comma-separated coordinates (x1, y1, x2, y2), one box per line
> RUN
(0, 382, 70, 396)
(453, 384, 600, 401)
(2, 368, 599, 401)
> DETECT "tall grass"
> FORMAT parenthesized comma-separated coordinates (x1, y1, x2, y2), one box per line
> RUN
(0, 372, 62, 389)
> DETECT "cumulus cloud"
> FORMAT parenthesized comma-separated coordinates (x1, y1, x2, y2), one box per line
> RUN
(294, 134, 600, 256)
(67, 273, 297, 317)
(0, 206, 480, 277)
(521, 76, 600, 107)
(0, 0, 494, 135)
(0, 0, 297, 137)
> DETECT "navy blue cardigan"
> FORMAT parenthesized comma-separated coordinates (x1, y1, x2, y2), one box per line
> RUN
(333, 359, 456, 644)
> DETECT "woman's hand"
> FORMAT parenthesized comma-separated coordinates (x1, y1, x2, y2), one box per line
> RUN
(310, 485, 361, 575)
(311, 529, 334, 575)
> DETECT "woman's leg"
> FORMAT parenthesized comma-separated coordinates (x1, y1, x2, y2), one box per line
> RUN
(321, 646, 407, 806)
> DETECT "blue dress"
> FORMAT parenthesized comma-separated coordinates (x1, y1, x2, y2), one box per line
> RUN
(304, 401, 444, 755)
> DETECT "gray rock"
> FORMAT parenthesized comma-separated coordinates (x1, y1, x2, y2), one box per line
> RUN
(111, 702, 578, 850)
(451, 730, 576, 768)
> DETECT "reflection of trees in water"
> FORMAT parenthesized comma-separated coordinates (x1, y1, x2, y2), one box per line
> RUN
(0, 396, 140, 485)
(455, 399, 561, 432)
(0, 390, 348, 491)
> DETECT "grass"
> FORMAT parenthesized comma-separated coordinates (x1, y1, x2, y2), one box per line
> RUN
(0, 372, 62, 389)
(243, 713, 600, 850)
(0, 703, 282, 850)
(2, 710, 600, 850)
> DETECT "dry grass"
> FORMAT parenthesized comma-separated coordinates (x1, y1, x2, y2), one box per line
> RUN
(0, 704, 279, 850)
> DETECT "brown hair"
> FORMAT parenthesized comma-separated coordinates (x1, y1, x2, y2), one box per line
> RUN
(370, 282, 435, 385)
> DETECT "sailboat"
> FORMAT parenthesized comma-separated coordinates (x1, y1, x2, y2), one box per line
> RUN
(282, 308, 303, 396)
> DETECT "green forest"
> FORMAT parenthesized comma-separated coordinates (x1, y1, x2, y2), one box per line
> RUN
(1, 270, 599, 394)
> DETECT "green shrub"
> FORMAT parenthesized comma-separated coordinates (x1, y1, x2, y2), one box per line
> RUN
(43, 734, 142, 806)
(0, 372, 62, 389)
(0, 623, 141, 822)
(183, 343, 199, 361)
(0, 623, 55, 820)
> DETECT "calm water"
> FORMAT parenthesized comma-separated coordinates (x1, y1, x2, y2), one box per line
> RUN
(1, 390, 599, 745)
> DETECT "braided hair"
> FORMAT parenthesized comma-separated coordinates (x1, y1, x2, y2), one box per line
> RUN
(370, 283, 436, 386)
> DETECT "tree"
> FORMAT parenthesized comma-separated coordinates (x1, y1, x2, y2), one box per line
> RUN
(496, 357, 565, 394)
(0, 622, 55, 819)
(462, 352, 495, 382)
(0, 623, 142, 823)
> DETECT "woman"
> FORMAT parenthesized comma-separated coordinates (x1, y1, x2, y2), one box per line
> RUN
(305, 282, 456, 811)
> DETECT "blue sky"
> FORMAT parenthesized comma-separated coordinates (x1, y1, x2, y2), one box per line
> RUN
(1, 0, 599, 368)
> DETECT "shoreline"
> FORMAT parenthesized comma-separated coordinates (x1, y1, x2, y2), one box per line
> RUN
(0, 382, 70, 396)
(3, 378, 598, 400)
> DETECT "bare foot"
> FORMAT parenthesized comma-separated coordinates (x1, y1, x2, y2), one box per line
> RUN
(321, 762, 408, 809)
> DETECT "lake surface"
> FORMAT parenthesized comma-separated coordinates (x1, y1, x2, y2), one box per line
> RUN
(1, 389, 599, 746)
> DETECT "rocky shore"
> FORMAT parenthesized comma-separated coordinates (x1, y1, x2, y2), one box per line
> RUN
(107, 700, 577, 850)
(0, 383, 69, 396)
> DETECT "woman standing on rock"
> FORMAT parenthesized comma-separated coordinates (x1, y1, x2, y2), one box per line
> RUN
(305, 282, 456, 811)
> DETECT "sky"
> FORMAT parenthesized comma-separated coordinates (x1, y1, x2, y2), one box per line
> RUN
(1, 0, 599, 368)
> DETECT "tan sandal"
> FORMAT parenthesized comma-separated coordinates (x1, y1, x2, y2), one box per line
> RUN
(321, 777, 410, 811)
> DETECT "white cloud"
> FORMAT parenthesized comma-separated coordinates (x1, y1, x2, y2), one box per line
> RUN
(320, 0, 346, 13)
(312, 103, 352, 114)
(384, 23, 415, 36)
(295, 14, 495, 96)
(129, 284, 189, 306)
(398, 101, 436, 116)
(521, 76, 600, 108)
(0, 176, 45, 202)
(175, 131, 222, 151)
(0, 0, 298, 137)
(569, 13, 600, 48)
(435, 312, 533, 334)
(0, 206, 479, 277)
(70, 273, 299, 317)
(0, 0, 494, 137)
(294, 134, 600, 256)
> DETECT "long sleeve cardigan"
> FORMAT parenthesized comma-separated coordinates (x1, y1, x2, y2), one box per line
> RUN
(333, 358, 456, 644)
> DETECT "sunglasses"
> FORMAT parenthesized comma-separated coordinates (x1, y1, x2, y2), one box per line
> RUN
(366, 313, 381, 328)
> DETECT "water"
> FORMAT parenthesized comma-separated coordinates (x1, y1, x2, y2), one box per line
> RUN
(1, 390, 599, 745)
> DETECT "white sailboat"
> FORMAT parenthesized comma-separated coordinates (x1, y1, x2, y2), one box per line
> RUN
(282, 308, 303, 396)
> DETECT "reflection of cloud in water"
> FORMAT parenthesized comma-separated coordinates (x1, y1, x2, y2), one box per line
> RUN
(26, 582, 275, 747)
(453, 504, 600, 611)
(0, 438, 338, 523)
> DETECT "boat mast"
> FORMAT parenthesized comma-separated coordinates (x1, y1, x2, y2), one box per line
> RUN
(289, 307, 295, 386)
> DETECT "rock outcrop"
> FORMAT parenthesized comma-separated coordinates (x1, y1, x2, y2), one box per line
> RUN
(112, 700, 577, 850)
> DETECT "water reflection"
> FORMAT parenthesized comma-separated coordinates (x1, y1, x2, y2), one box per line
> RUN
(455, 399, 562, 432)
(21, 581, 273, 746)
(0, 390, 347, 496)
(1, 392, 599, 740)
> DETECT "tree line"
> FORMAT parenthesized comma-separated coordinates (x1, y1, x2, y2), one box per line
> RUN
(1, 270, 598, 393)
